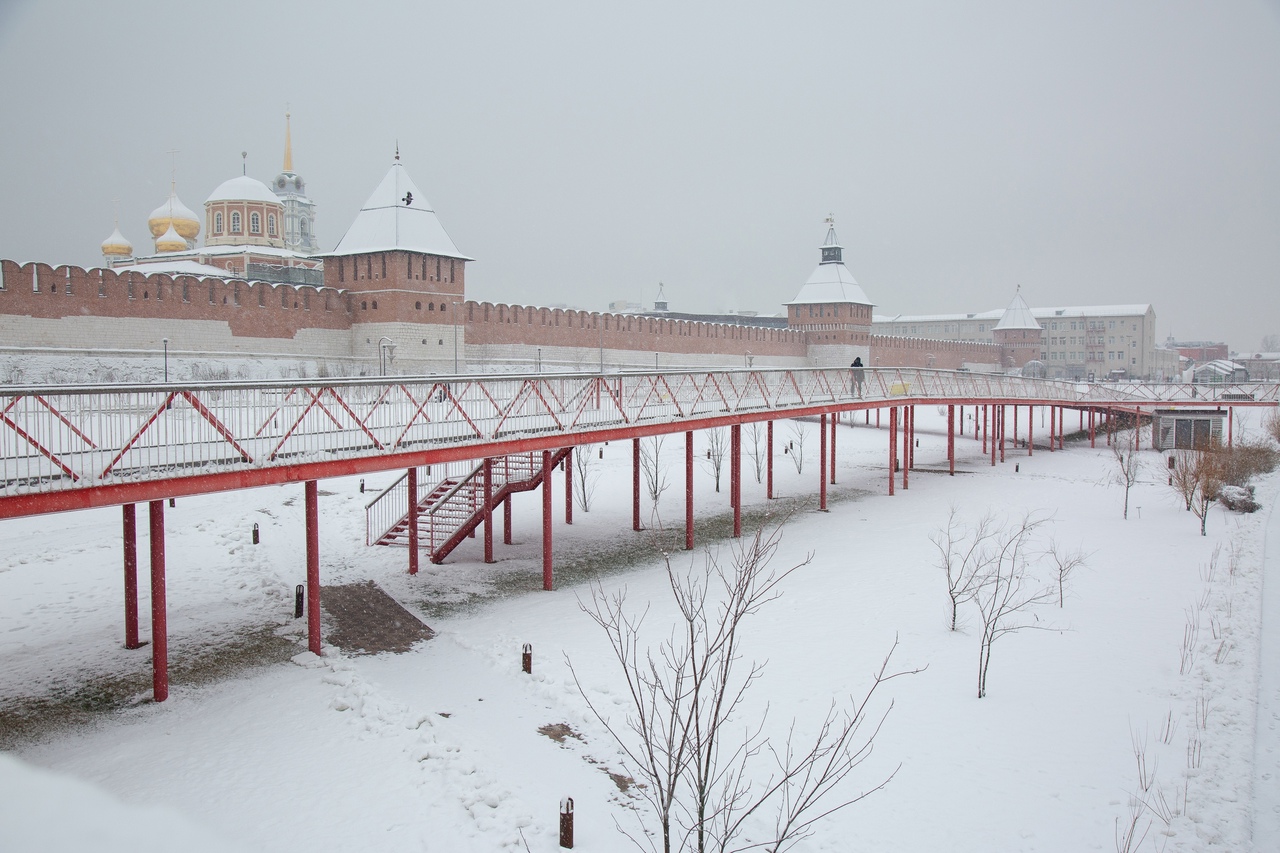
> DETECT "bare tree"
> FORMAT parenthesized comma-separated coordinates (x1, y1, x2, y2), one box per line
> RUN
(744, 422, 768, 485)
(1111, 431, 1143, 520)
(972, 513, 1057, 698)
(931, 509, 1000, 631)
(571, 525, 921, 853)
(787, 421, 807, 475)
(573, 443, 601, 512)
(1265, 408, 1280, 445)
(1260, 333, 1280, 351)
(1169, 449, 1223, 536)
(703, 428, 728, 493)
(1047, 540, 1088, 608)
(642, 435, 672, 512)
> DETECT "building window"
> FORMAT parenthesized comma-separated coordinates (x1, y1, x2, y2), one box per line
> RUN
(250, 212, 261, 234)
(267, 214, 276, 236)
(231, 212, 242, 233)
(214, 212, 223, 234)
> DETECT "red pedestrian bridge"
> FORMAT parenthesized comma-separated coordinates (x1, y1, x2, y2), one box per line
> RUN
(2, 367, 1274, 700)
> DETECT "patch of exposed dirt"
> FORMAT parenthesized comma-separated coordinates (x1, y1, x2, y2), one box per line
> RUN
(322, 580, 435, 655)
(538, 722, 585, 744)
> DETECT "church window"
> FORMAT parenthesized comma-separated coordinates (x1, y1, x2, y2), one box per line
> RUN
(361, 301, 367, 310)
(231, 212, 242, 233)
(250, 213, 261, 234)
(214, 212, 223, 234)
(267, 214, 276, 236)
(301, 218, 309, 234)
(372, 300, 378, 309)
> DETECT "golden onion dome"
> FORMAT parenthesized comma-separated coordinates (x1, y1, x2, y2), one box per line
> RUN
(149, 187, 201, 240)
(154, 223, 188, 253)
(101, 225, 133, 257)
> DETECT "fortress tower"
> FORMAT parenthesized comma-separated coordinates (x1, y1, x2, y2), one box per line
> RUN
(992, 288, 1044, 369)
(784, 219, 873, 366)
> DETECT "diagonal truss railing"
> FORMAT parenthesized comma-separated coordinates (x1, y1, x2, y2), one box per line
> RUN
(0, 369, 1274, 515)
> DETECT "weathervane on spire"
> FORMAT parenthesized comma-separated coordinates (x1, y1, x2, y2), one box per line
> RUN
(825, 213, 835, 227)
(395, 141, 400, 161)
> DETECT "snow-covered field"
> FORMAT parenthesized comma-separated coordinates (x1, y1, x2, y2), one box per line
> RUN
(1, 405, 1276, 852)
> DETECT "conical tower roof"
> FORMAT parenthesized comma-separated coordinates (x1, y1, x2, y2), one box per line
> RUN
(328, 156, 471, 259)
(994, 288, 1041, 331)
(784, 220, 872, 306)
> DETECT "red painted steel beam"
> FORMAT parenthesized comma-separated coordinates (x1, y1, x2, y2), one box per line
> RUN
(766, 420, 773, 500)
(564, 449, 573, 525)
(123, 503, 140, 649)
(149, 500, 167, 701)
(503, 495, 512, 545)
(731, 424, 741, 537)
(902, 407, 910, 490)
(306, 481, 321, 656)
(542, 450, 553, 591)
(947, 404, 955, 476)
(888, 407, 897, 496)
(483, 459, 494, 564)
(632, 438, 641, 532)
(829, 414, 836, 485)
(408, 467, 419, 575)
(684, 430, 694, 551)
(819, 414, 828, 511)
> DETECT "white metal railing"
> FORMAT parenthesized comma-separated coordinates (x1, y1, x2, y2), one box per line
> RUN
(1, 369, 1274, 501)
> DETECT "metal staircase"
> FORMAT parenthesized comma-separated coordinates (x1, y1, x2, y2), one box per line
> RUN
(365, 450, 571, 564)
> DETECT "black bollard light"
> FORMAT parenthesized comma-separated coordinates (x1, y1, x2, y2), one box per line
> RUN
(294, 585, 304, 619)
(559, 798, 574, 849)
(522, 643, 532, 674)
(359, 479, 365, 493)
(252, 523, 260, 544)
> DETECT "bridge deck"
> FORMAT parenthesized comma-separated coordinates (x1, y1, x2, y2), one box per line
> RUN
(1, 367, 1273, 518)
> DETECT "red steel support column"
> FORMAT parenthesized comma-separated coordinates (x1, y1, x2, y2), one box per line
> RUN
(819, 414, 828, 511)
(903, 407, 910, 489)
(564, 449, 573, 524)
(1229, 407, 1234, 448)
(1058, 407, 1065, 450)
(148, 500, 168, 701)
(408, 467, 420, 575)
(766, 420, 774, 500)
(483, 459, 494, 564)
(632, 438, 641, 531)
(305, 481, 321, 656)
(958, 405, 964, 436)
(1089, 407, 1095, 448)
(731, 424, 742, 537)
(542, 450, 553, 590)
(1048, 404, 1055, 452)
(999, 405, 1006, 463)
(982, 405, 988, 454)
(876, 408, 881, 428)
(829, 414, 837, 485)
(685, 430, 694, 550)
(123, 503, 141, 649)
(947, 404, 955, 476)
(1029, 405, 1034, 455)
(1012, 405, 1018, 452)
(990, 407, 997, 466)
(503, 495, 513, 545)
(888, 407, 897, 496)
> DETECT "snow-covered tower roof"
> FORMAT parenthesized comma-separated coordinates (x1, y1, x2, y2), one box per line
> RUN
(327, 153, 471, 260)
(784, 220, 873, 307)
(994, 288, 1042, 331)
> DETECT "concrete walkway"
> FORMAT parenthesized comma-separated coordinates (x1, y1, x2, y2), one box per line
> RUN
(1254, 498, 1280, 848)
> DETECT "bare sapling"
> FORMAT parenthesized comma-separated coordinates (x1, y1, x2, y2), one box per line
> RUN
(745, 422, 768, 484)
(1047, 540, 1088, 608)
(1265, 407, 1280, 445)
(573, 443, 601, 512)
(788, 421, 807, 474)
(704, 428, 728, 493)
(931, 509, 1000, 630)
(571, 524, 922, 853)
(1169, 448, 1224, 536)
(642, 435, 672, 514)
(972, 513, 1057, 698)
(1112, 433, 1143, 520)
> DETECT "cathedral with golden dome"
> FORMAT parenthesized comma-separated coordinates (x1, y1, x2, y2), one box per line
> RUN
(101, 116, 323, 286)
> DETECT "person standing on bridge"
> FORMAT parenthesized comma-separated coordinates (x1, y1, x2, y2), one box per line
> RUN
(851, 357, 865, 398)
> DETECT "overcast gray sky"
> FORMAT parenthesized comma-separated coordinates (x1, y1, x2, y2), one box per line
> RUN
(1, 1, 1277, 350)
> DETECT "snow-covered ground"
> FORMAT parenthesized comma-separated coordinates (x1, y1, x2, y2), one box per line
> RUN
(1, 405, 1276, 851)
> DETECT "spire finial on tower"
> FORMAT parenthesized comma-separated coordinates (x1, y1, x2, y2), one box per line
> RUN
(241, 150, 247, 176)
(283, 109, 293, 172)
(395, 141, 400, 161)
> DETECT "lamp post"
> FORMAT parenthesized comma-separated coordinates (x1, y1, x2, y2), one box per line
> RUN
(536, 347, 542, 374)
(162, 338, 169, 382)
(378, 336, 394, 376)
